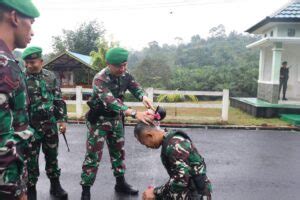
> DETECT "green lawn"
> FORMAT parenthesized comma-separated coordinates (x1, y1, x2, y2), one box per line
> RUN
(227, 107, 289, 126)
(67, 103, 290, 126)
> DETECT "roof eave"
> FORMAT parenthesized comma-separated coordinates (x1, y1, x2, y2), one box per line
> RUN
(247, 36, 300, 48)
(43, 51, 68, 68)
(66, 51, 94, 70)
(246, 17, 270, 33)
(43, 51, 96, 71)
(246, 18, 300, 34)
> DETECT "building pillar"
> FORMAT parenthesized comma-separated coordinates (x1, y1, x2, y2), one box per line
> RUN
(258, 48, 265, 82)
(257, 42, 283, 104)
(271, 42, 283, 84)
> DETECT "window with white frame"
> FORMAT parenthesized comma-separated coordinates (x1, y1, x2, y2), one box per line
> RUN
(288, 28, 296, 37)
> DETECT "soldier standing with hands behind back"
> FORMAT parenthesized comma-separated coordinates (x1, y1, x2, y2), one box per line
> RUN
(0, 0, 39, 199)
(279, 61, 289, 101)
(80, 47, 155, 200)
(22, 47, 68, 200)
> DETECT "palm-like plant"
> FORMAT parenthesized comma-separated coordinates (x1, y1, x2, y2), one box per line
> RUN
(157, 92, 198, 103)
(157, 91, 198, 117)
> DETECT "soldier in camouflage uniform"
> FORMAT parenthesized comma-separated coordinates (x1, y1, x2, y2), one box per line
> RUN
(22, 47, 68, 200)
(134, 122, 212, 200)
(80, 47, 155, 200)
(0, 1, 39, 199)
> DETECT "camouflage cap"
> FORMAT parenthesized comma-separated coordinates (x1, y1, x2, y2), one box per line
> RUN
(105, 47, 129, 66)
(22, 46, 42, 60)
(0, 0, 40, 18)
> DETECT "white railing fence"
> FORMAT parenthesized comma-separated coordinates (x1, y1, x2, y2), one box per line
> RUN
(62, 87, 230, 121)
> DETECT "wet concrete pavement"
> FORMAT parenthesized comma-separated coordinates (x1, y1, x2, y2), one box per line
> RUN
(36, 124, 300, 200)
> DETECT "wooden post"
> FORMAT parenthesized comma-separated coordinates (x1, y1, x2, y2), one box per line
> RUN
(76, 86, 83, 119)
(146, 87, 154, 102)
(221, 89, 229, 121)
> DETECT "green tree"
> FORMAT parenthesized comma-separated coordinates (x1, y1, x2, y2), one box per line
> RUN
(90, 38, 119, 71)
(51, 20, 105, 56)
(133, 56, 172, 89)
(209, 24, 226, 38)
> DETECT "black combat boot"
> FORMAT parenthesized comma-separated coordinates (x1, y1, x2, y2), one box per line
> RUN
(50, 178, 68, 199)
(115, 176, 139, 195)
(27, 185, 37, 200)
(81, 186, 91, 200)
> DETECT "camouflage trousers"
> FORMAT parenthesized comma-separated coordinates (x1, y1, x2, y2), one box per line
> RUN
(27, 117, 61, 186)
(80, 117, 125, 186)
(0, 129, 33, 199)
(155, 189, 203, 200)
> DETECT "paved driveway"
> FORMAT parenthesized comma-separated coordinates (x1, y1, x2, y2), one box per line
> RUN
(36, 125, 300, 200)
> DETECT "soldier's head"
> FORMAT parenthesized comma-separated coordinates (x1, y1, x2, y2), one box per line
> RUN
(0, 0, 39, 49)
(22, 46, 43, 73)
(134, 122, 165, 149)
(106, 47, 129, 77)
(282, 61, 287, 68)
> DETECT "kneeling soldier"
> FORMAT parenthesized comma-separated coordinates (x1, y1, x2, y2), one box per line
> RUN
(134, 122, 212, 200)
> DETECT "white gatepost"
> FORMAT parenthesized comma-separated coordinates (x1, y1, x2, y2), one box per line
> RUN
(76, 86, 83, 119)
(146, 87, 154, 102)
(221, 89, 229, 121)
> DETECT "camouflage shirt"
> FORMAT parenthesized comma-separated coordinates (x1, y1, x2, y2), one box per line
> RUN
(0, 39, 30, 135)
(26, 68, 67, 123)
(89, 67, 145, 113)
(154, 130, 208, 200)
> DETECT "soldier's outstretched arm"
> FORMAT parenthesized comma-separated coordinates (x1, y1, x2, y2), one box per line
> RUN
(127, 73, 155, 110)
(142, 96, 155, 111)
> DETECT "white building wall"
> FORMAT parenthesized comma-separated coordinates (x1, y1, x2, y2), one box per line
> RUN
(277, 24, 300, 37)
(282, 44, 300, 100)
(262, 47, 273, 82)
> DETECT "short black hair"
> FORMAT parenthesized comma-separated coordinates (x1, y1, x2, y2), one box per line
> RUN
(0, 5, 28, 22)
(134, 122, 156, 138)
(0, 5, 12, 21)
(282, 61, 288, 65)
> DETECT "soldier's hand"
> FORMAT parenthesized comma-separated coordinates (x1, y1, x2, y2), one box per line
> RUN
(142, 96, 155, 111)
(58, 122, 67, 134)
(201, 178, 212, 199)
(136, 111, 154, 125)
(18, 193, 27, 200)
(142, 187, 155, 200)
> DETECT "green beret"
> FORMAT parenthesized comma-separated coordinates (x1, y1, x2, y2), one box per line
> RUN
(22, 46, 42, 60)
(0, 0, 40, 18)
(105, 47, 129, 66)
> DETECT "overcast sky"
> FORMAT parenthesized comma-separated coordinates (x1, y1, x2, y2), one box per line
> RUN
(30, 0, 290, 53)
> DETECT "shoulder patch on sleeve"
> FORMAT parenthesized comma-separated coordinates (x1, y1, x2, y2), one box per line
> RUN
(0, 54, 9, 67)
